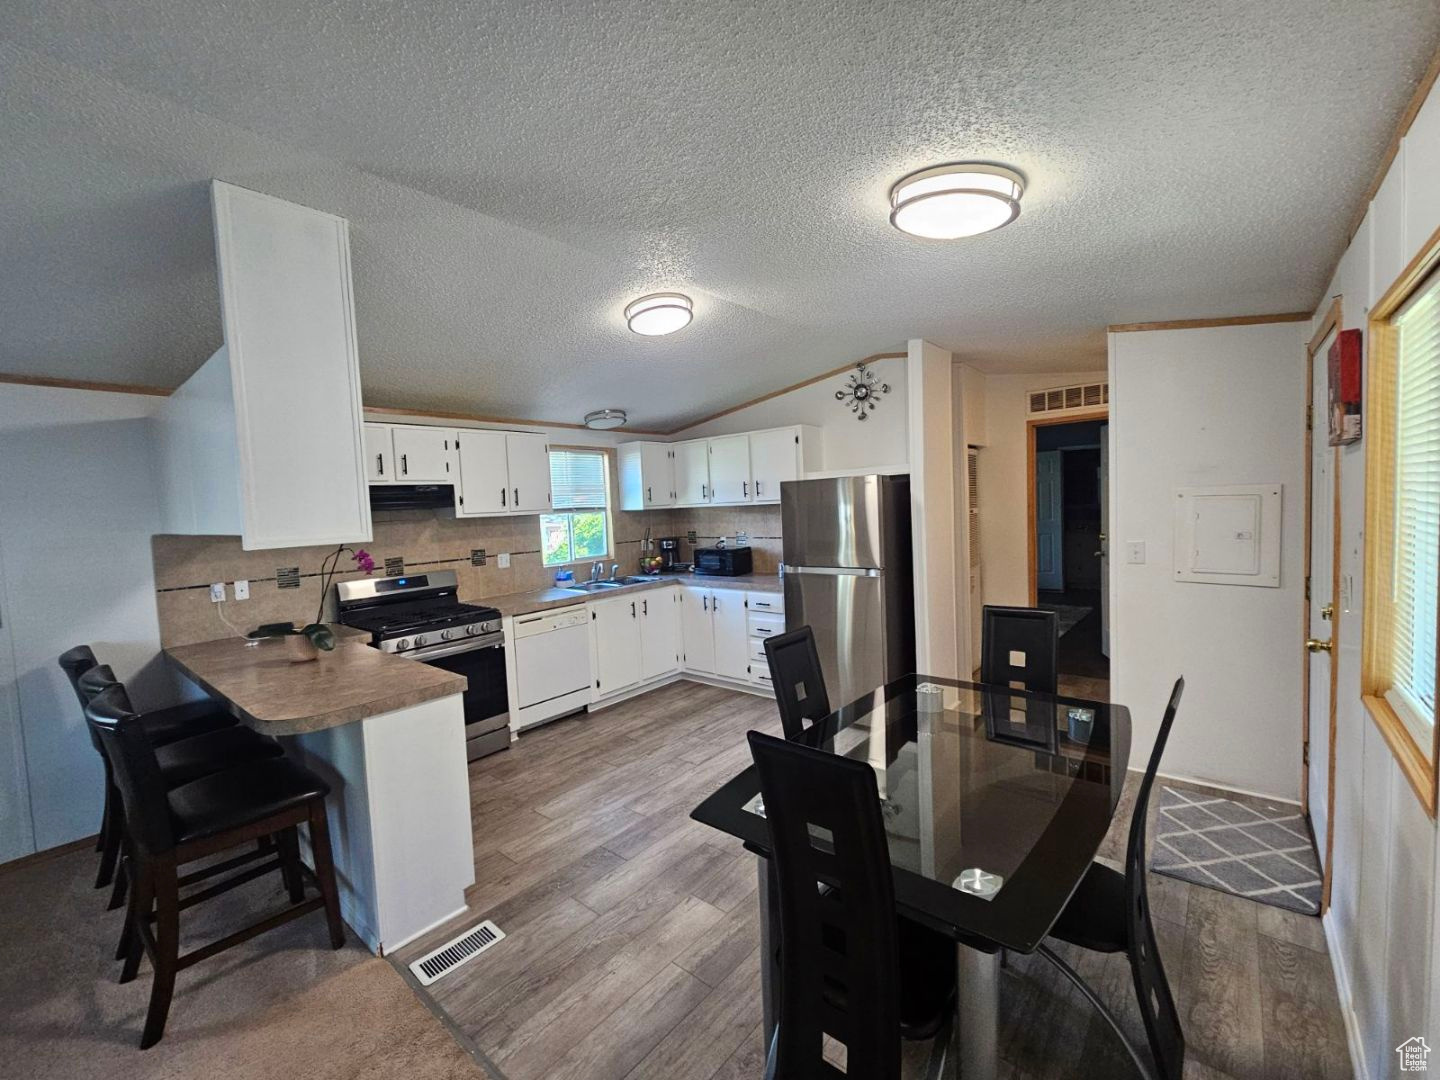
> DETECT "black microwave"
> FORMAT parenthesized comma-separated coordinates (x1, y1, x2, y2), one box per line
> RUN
(693, 546, 753, 576)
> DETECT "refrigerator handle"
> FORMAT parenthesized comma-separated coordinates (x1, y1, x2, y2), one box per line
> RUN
(777, 564, 883, 577)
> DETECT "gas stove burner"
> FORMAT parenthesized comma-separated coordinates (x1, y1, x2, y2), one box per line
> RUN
(333, 570, 502, 654)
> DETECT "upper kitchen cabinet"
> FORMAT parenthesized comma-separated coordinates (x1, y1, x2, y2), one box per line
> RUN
(673, 439, 711, 506)
(617, 441, 675, 510)
(157, 182, 371, 549)
(454, 429, 549, 516)
(749, 425, 821, 503)
(706, 434, 752, 504)
(364, 423, 394, 482)
(645, 424, 821, 507)
(390, 425, 455, 483)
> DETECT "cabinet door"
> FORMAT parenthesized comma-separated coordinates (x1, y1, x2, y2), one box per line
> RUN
(391, 427, 455, 482)
(455, 430, 510, 516)
(710, 588, 750, 680)
(506, 433, 551, 513)
(641, 443, 675, 507)
(639, 588, 682, 680)
(364, 424, 394, 483)
(680, 587, 716, 674)
(591, 596, 641, 696)
(707, 435, 752, 505)
(673, 440, 711, 506)
(748, 427, 799, 504)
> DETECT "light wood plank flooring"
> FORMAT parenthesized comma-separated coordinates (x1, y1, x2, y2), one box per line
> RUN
(393, 681, 1352, 1080)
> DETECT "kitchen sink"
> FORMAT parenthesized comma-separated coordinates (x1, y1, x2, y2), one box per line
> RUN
(560, 581, 625, 592)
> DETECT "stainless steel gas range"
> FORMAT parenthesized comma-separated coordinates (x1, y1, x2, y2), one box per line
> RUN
(336, 571, 510, 760)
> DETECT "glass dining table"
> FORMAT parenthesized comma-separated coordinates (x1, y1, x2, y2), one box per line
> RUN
(691, 674, 1131, 1080)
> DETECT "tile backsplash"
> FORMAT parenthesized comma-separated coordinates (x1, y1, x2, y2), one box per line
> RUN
(152, 504, 781, 647)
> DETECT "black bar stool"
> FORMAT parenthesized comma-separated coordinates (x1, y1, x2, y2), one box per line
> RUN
(58, 646, 238, 893)
(85, 686, 345, 1049)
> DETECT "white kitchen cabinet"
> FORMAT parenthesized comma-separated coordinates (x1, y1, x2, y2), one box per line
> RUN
(455, 429, 510, 516)
(680, 587, 716, 673)
(158, 182, 371, 549)
(364, 424, 394, 483)
(617, 442, 675, 510)
(748, 426, 823, 503)
(673, 440, 711, 506)
(591, 594, 642, 697)
(709, 587, 751, 680)
(707, 434, 752, 505)
(391, 426, 455, 482)
(639, 587, 682, 681)
(506, 433, 551, 513)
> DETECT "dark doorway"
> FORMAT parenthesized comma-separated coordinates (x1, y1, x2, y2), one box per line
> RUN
(1032, 419, 1109, 691)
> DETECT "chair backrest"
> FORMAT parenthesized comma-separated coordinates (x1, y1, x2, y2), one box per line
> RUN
(763, 627, 832, 740)
(58, 645, 100, 709)
(980, 606, 1058, 694)
(85, 686, 174, 856)
(77, 664, 127, 706)
(748, 730, 901, 1080)
(1125, 676, 1186, 1080)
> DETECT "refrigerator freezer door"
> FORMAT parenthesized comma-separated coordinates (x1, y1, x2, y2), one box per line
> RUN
(781, 475, 886, 569)
(784, 568, 887, 709)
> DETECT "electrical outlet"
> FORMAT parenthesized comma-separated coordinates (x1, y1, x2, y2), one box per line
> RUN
(1125, 541, 1146, 565)
(497, 552, 511, 569)
(233, 579, 250, 600)
(209, 582, 226, 603)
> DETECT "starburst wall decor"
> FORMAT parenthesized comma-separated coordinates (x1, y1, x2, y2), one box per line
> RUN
(835, 362, 892, 421)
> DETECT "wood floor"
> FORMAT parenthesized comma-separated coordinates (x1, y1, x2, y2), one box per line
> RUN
(392, 680, 1353, 1080)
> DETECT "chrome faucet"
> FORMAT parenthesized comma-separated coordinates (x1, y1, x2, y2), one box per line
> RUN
(590, 561, 603, 582)
(609, 563, 619, 581)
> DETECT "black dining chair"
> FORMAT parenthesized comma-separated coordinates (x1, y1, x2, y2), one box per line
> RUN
(980, 605, 1059, 693)
(1038, 676, 1186, 1080)
(748, 730, 957, 1079)
(58, 646, 238, 896)
(762, 626, 832, 740)
(86, 686, 345, 1049)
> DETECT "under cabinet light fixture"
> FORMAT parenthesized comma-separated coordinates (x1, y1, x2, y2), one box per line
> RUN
(888, 163, 1025, 239)
(625, 292, 693, 336)
(584, 409, 627, 430)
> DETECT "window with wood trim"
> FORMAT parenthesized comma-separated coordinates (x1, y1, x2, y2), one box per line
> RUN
(540, 448, 612, 567)
(1364, 258, 1440, 815)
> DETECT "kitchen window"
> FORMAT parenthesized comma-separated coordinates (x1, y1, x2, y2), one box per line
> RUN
(1364, 254, 1440, 815)
(541, 448, 612, 567)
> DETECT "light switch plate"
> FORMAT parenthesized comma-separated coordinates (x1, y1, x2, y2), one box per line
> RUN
(209, 582, 226, 603)
(1126, 541, 1146, 565)
(497, 553, 511, 569)
(233, 579, 250, 600)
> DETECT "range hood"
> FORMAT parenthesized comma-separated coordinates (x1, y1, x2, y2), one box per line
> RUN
(369, 484, 454, 511)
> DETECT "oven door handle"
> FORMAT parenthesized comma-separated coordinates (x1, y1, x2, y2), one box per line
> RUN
(403, 633, 504, 661)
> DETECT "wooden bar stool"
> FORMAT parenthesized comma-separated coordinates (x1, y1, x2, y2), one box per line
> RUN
(58, 646, 238, 894)
(85, 686, 345, 1049)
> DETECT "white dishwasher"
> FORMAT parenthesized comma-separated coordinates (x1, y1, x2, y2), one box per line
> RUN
(511, 605, 593, 732)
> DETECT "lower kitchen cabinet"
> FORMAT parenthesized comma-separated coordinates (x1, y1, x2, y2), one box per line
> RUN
(680, 587, 716, 673)
(590, 595, 641, 697)
(681, 586, 749, 682)
(639, 588, 682, 681)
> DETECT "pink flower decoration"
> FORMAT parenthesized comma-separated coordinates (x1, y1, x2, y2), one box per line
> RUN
(353, 549, 376, 575)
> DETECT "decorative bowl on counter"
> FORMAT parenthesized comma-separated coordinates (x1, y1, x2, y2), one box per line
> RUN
(639, 555, 664, 574)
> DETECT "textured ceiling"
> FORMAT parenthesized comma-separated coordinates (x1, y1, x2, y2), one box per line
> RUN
(1, 1, 1437, 430)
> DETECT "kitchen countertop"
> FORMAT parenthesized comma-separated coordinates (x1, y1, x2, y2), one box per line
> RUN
(484, 571, 783, 617)
(164, 627, 468, 737)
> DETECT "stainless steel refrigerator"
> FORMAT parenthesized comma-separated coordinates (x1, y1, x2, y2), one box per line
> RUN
(780, 474, 915, 709)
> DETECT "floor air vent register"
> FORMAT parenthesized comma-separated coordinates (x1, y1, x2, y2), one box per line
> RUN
(407, 920, 506, 986)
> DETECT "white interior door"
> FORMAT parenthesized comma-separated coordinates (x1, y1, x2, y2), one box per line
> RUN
(1306, 332, 1338, 863)
(1035, 450, 1064, 592)
(1099, 425, 1110, 657)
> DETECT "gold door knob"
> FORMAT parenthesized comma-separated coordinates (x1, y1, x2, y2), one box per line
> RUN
(1305, 638, 1333, 653)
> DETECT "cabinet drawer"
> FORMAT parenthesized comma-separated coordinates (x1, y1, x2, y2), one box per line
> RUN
(745, 592, 784, 615)
(749, 637, 769, 663)
(747, 612, 785, 639)
(750, 665, 774, 688)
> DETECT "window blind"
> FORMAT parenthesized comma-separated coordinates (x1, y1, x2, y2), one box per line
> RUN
(1388, 273, 1440, 730)
(549, 449, 608, 510)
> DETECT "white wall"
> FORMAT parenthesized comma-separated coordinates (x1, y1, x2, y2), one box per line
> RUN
(1310, 73, 1440, 1080)
(1108, 323, 1305, 802)
(974, 370, 1108, 609)
(676, 355, 909, 471)
(0, 385, 173, 856)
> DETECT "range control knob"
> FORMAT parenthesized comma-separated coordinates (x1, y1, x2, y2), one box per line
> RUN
(394, 638, 412, 652)
(466, 623, 483, 635)
(440, 628, 457, 641)
(413, 634, 428, 648)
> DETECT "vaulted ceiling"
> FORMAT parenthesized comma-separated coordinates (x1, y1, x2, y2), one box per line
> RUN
(2, 1, 1437, 429)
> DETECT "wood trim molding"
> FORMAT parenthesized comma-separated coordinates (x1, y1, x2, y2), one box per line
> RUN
(0, 834, 98, 876)
(1025, 409, 1109, 606)
(666, 351, 907, 435)
(0, 372, 172, 397)
(361, 403, 668, 436)
(1343, 44, 1440, 246)
(1106, 312, 1312, 334)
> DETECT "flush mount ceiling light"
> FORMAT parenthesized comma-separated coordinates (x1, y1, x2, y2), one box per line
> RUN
(583, 408, 627, 430)
(888, 163, 1025, 239)
(625, 292, 693, 336)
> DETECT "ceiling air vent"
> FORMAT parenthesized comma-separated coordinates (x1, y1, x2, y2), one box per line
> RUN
(1028, 381, 1109, 417)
